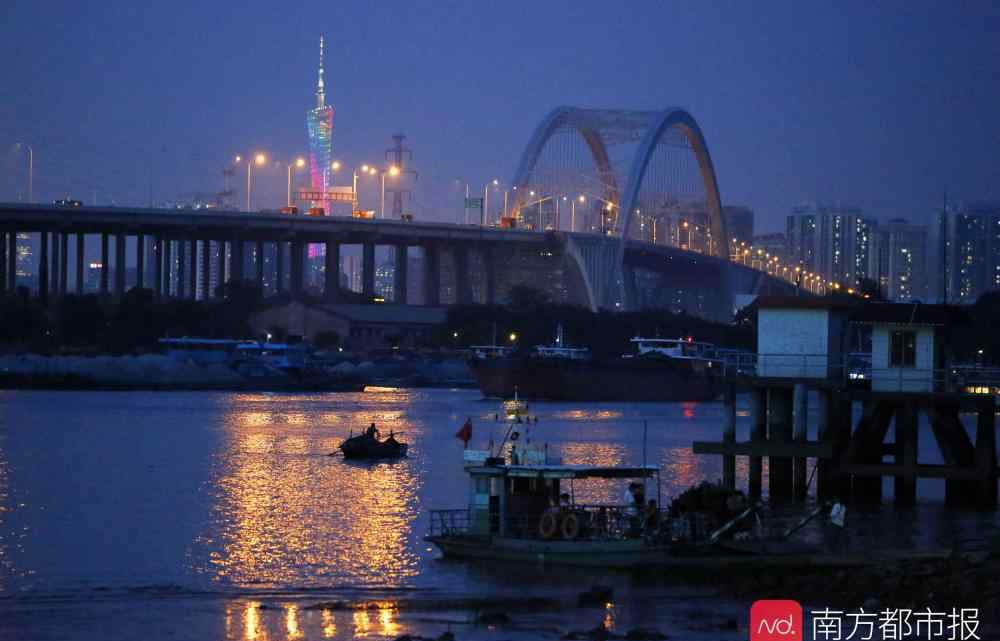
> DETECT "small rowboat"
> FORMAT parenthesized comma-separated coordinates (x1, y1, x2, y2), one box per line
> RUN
(338, 426, 408, 460)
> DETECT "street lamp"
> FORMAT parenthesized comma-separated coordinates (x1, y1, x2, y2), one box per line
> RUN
(236, 152, 268, 211)
(381, 165, 401, 218)
(483, 179, 499, 226)
(571, 195, 585, 233)
(14, 143, 33, 203)
(286, 157, 306, 207)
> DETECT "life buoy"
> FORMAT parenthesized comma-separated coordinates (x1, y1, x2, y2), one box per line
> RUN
(539, 511, 558, 539)
(560, 513, 580, 540)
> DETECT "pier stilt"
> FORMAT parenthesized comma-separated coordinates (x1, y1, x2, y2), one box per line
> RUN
(768, 387, 794, 499)
(793, 383, 808, 500)
(975, 398, 998, 507)
(748, 388, 766, 498)
(722, 385, 736, 490)
(894, 402, 918, 506)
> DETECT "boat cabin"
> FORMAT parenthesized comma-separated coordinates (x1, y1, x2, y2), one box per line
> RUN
(532, 346, 590, 360)
(469, 345, 514, 359)
(628, 337, 716, 361)
(436, 461, 659, 542)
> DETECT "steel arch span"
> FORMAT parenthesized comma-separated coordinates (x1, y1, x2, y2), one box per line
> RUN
(511, 106, 727, 310)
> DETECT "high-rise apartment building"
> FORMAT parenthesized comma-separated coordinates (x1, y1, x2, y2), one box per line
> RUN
(786, 204, 876, 286)
(872, 219, 928, 302)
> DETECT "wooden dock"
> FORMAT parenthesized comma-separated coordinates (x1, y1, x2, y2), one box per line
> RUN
(694, 381, 998, 507)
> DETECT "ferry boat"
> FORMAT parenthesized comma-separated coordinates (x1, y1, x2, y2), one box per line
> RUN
(467, 336, 729, 402)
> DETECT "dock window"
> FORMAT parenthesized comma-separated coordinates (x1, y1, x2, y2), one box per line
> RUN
(889, 330, 916, 368)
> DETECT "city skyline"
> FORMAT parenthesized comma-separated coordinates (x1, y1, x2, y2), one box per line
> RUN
(2, 2, 1000, 231)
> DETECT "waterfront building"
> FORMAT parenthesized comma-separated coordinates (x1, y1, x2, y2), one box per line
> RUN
(375, 260, 394, 301)
(751, 233, 788, 264)
(786, 204, 876, 286)
(872, 219, 928, 302)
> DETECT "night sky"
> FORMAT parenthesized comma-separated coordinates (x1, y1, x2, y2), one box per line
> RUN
(2, 1, 999, 232)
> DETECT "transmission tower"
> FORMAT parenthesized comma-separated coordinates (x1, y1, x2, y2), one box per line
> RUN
(385, 133, 418, 218)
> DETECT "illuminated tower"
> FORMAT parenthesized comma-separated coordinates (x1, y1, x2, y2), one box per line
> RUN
(307, 36, 334, 198)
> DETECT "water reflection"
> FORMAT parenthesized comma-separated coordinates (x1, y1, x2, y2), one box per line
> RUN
(203, 392, 422, 587)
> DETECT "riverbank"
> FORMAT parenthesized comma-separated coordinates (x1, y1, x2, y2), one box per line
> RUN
(0, 353, 475, 391)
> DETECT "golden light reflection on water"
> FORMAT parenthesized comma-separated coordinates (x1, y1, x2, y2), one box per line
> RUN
(352, 609, 370, 636)
(379, 606, 400, 637)
(203, 392, 422, 587)
(244, 602, 265, 641)
(285, 605, 303, 640)
(321, 609, 337, 638)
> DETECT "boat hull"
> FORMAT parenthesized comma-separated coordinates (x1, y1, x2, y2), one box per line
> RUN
(425, 535, 950, 570)
(468, 356, 724, 402)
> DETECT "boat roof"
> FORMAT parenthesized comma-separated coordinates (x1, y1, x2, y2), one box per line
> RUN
(466, 463, 658, 479)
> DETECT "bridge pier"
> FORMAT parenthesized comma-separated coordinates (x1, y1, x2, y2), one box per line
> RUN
(423, 244, 440, 306)
(100, 233, 110, 296)
(114, 234, 126, 300)
(454, 246, 472, 305)
(254, 241, 265, 294)
(176, 239, 187, 299)
(0, 232, 6, 294)
(6, 232, 15, 291)
(324, 238, 340, 302)
(362, 242, 375, 299)
(153, 238, 163, 299)
(187, 239, 197, 299)
(393, 245, 408, 304)
(135, 234, 143, 291)
(275, 241, 285, 294)
(216, 241, 226, 297)
(51, 231, 60, 298)
(290, 238, 304, 297)
(230, 239, 245, 284)
(198, 240, 209, 300)
(483, 246, 496, 305)
(60, 233, 69, 296)
(38, 231, 49, 304)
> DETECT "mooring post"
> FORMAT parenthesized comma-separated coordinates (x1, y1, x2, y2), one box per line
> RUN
(722, 384, 736, 490)
(748, 387, 766, 498)
(793, 383, 808, 500)
(768, 387, 794, 499)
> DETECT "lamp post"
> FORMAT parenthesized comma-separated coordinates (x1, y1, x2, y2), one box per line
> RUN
(286, 157, 305, 207)
(380, 165, 400, 219)
(236, 152, 267, 211)
(14, 143, 32, 203)
(332, 161, 376, 213)
(483, 179, 498, 226)
(571, 195, 585, 233)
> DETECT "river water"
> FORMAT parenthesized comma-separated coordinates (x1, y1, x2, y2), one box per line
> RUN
(0, 388, 996, 641)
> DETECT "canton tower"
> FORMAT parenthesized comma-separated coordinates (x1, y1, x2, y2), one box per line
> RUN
(306, 36, 334, 198)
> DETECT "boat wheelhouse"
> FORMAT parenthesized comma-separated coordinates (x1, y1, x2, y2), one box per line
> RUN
(426, 460, 667, 567)
(627, 337, 718, 361)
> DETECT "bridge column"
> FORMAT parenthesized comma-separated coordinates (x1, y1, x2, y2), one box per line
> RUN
(135, 234, 143, 291)
(423, 244, 440, 306)
(100, 233, 110, 296)
(255, 241, 265, 294)
(454, 246, 472, 304)
(362, 242, 376, 299)
(164, 239, 173, 297)
(114, 234, 126, 300)
(275, 241, 285, 294)
(51, 231, 60, 297)
(215, 241, 226, 297)
(483, 246, 496, 305)
(38, 231, 49, 304)
(59, 233, 69, 296)
(6, 232, 16, 291)
(176, 239, 187, 299)
(187, 239, 197, 299)
(153, 238, 163, 299)
(393, 245, 407, 304)
(200, 240, 210, 300)
(0, 232, 6, 294)
(324, 238, 340, 303)
(229, 239, 245, 284)
(290, 238, 304, 297)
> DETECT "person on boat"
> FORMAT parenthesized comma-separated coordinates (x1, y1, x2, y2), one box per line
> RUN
(366, 423, 379, 439)
(643, 499, 659, 534)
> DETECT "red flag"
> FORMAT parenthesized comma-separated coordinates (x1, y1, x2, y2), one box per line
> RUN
(455, 418, 472, 448)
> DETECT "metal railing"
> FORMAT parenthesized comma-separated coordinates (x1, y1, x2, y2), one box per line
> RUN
(714, 352, 1000, 395)
(427, 509, 472, 537)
